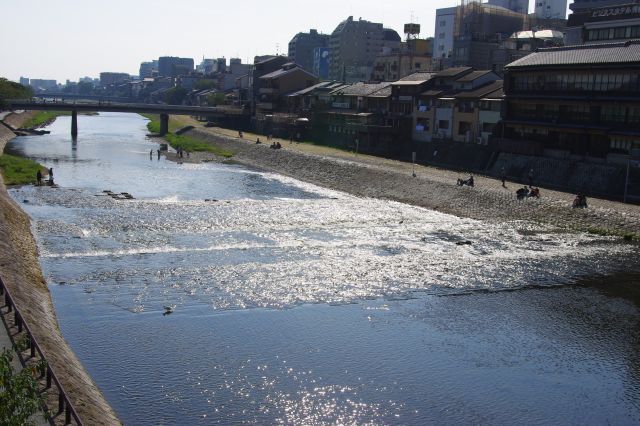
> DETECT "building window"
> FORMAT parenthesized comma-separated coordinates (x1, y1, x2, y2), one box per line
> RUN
(458, 121, 471, 136)
(438, 120, 449, 130)
(416, 118, 430, 132)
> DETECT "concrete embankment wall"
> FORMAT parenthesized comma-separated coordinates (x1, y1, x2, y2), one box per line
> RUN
(409, 139, 637, 200)
(0, 113, 120, 425)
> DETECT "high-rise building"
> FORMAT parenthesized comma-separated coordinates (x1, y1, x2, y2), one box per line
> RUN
(569, 0, 626, 12)
(19, 77, 29, 86)
(487, 0, 530, 14)
(288, 29, 330, 75)
(535, 0, 568, 19)
(158, 57, 194, 78)
(434, 7, 457, 62)
(565, 0, 640, 45)
(329, 16, 399, 82)
(435, 3, 526, 71)
(29, 79, 57, 91)
(139, 60, 158, 78)
(99, 72, 130, 86)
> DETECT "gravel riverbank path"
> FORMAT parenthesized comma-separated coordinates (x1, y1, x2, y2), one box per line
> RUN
(167, 120, 640, 239)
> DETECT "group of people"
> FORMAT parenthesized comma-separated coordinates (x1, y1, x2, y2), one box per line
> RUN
(270, 141, 282, 149)
(516, 186, 540, 200)
(36, 168, 54, 186)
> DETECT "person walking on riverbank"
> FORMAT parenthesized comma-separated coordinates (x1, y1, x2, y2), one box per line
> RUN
(36, 170, 42, 186)
(528, 168, 534, 187)
(501, 166, 506, 188)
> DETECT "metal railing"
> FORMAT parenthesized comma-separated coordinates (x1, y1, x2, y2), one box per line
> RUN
(0, 276, 83, 425)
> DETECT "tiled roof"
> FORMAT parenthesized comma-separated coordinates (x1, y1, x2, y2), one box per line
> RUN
(420, 89, 444, 97)
(368, 86, 392, 97)
(330, 82, 392, 96)
(452, 80, 504, 99)
(506, 40, 640, 68)
(289, 81, 334, 96)
(455, 70, 493, 83)
(433, 67, 472, 78)
(481, 87, 504, 99)
(259, 66, 316, 80)
(396, 72, 436, 82)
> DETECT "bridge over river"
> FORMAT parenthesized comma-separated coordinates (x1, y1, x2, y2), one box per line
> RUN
(8, 100, 247, 137)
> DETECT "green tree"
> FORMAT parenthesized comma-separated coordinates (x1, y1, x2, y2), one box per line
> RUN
(207, 93, 226, 106)
(164, 87, 188, 105)
(0, 349, 43, 425)
(194, 79, 217, 91)
(0, 78, 33, 109)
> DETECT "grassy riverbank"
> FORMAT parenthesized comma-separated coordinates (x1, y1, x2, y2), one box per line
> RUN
(142, 114, 232, 158)
(20, 111, 71, 129)
(0, 154, 46, 185)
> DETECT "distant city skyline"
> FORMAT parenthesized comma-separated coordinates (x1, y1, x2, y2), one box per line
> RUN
(0, 0, 573, 83)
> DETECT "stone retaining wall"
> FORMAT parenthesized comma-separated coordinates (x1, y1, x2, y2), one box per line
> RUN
(0, 112, 120, 425)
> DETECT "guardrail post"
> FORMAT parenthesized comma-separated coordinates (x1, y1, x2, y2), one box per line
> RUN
(58, 393, 64, 414)
(30, 336, 36, 358)
(5, 294, 10, 311)
(15, 311, 22, 333)
(66, 404, 72, 424)
(46, 368, 52, 389)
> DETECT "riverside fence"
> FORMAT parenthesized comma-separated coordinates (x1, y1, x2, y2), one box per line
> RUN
(0, 276, 83, 426)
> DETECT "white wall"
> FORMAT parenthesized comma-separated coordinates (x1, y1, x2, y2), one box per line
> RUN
(434, 7, 456, 61)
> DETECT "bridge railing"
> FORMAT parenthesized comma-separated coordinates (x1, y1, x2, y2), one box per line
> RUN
(0, 276, 83, 426)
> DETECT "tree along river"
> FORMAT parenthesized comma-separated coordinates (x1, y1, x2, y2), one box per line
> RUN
(6, 112, 640, 425)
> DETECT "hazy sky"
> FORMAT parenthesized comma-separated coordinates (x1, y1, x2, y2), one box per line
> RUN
(0, 0, 573, 83)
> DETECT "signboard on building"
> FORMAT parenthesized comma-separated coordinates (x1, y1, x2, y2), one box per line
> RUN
(313, 48, 330, 80)
(332, 102, 351, 109)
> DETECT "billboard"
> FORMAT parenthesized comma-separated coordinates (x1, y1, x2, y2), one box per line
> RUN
(313, 48, 330, 80)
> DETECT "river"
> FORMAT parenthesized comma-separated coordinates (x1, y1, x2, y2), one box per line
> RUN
(6, 112, 640, 425)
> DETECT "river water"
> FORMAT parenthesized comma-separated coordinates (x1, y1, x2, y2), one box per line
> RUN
(6, 113, 640, 425)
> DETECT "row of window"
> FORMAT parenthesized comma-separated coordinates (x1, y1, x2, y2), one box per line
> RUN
(610, 137, 640, 154)
(510, 103, 640, 124)
(511, 72, 639, 93)
(329, 125, 357, 135)
(587, 26, 640, 41)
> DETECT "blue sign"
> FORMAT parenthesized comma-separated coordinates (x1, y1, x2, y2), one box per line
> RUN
(313, 48, 330, 80)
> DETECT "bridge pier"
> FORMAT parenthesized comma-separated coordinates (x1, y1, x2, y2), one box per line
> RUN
(159, 114, 169, 136)
(71, 110, 78, 138)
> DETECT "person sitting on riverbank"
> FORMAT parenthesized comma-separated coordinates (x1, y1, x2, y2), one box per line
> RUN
(516, 186, 529, 200)
(573, 193, 588, 208)
(456, 175, 474, 187)
(529, 187, 540, 198)
(256, 138, 261, 144)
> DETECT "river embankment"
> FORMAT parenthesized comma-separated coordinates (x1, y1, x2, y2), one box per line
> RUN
(0, 112, 120, 425)
(182, 126, 640, 239)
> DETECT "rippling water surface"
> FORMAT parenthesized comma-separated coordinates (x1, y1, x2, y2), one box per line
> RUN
(8, 113, 640, 425)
